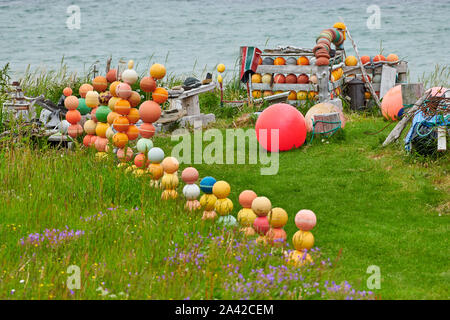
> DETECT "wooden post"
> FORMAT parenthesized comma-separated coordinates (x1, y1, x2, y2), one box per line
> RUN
(106, 56, 112, 74)
(437, 126, 447, 152)
(401, 83, 425, 105)
(340, 19, 381, 108)
(380, 65, 397, 98)
(317, 66, 329, 102)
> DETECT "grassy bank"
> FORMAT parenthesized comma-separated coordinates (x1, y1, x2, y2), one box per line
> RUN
(0, 62, 449, 300)
(0, 114, 448, 299)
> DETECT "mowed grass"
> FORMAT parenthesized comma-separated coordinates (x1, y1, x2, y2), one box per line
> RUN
(0, 115, 448, 299)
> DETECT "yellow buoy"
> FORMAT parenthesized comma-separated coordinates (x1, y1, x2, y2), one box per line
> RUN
(217, 64, 225, 73)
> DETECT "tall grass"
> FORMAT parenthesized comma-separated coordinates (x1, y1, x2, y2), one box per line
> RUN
(418, 64, 450, 89)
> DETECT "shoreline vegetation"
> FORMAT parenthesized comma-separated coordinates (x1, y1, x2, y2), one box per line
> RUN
(0, 61, 449, 300)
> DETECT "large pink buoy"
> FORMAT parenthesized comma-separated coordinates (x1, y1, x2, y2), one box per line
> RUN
(255, 103, 307, 152)
(429, 86, 447, 97)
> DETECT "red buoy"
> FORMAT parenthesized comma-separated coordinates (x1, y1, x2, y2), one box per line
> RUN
(255, 103, 307, 152)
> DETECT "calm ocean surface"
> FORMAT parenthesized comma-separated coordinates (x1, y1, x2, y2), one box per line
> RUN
(1, 0, 449, 80)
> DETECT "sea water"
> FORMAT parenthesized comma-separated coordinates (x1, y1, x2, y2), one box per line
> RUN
(0, 0, 449, 80)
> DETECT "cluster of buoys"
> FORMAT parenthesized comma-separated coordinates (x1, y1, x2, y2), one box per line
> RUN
(63, 89, 83, 138)
(313, 22, 346, 66)
(345, 52, 400, 100)
(62, 60, 170, 168)
(116, 146, 318, 264)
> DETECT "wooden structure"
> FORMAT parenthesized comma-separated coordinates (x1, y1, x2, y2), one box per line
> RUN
(163, 82, 217, 128)
(245, 46, 345, 106)
(2, 81, 37, 122)
(344, 61, 408, 97)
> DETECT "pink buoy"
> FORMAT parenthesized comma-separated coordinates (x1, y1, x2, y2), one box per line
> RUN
(181, 167, 199, 184)
(429, 86, 447, 97)
(255, 103, 307, 152)
(295, 209, 317, 231)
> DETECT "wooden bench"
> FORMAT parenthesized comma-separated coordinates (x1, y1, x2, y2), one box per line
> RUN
(165, 82, 217, 128)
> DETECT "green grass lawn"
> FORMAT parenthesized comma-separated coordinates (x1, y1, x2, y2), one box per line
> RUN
(0, 115, 448, 299)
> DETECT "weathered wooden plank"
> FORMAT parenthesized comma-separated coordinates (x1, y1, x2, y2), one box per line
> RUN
(317, 66, 329, 102)
(252, 92, 289, 104)
(256, 65, 319, 74)
(380, 65, 398, 98)
(401, 83, 424, 105)
(177, 82, 217, 100)
(437, 126, 447, 152)
(251, 83, 317, 91)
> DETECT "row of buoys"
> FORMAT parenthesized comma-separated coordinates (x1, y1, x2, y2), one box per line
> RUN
(252, 73, 317, 84)
(252, 90, 318, 101)
(258, 56, 310, 66)
(63, 90, 83, 138)
(116, 154, 318, 267)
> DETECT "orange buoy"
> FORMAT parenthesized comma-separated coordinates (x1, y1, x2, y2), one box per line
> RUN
(109, 81, 121, 97)
(274, 57, 285, 65)
(139, 101, 161, 123)
(126, 107, 140, 124)
(140, 76, 157, 93)
(373, 54, 386, 62)
(113, 132, 129, 148)
(138, 122, 155, 138)
(152, 87, 168, 104)
(113, 116, 130, 132)
(128, 91, 141, 107)
(63, 87, 73, 97)
(92, 76, 108, 92)
(126, 124, 139, 141)
(297, 56, 309, 65)
(360, 56, 371, 65)
(115, 99, 131, 116)
(64, 96, 79, 110)
(386, 54, 399, 62)
(67, 123, 83, 138)
(65, 109, 81, 124)
(107, 111, 120, 125)
(106, 69, 117, 83)
(79, 84, 93, 98)
(381, 85, 403, 121)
